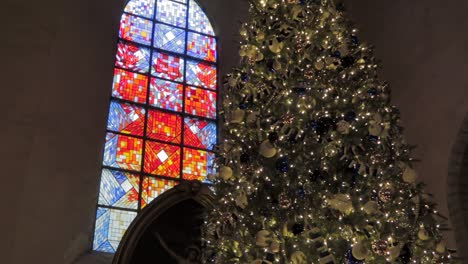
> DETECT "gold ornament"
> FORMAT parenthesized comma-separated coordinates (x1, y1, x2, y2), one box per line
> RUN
(327, 194, 354, 215)
(363, 200, 379, 215)
(352, 242, 370, 260)
(268, 37, 284, 53)
(418, 227, 429, 241)
(256, 230, 273, 247)
(269, 241, 280, 253)
(372, 240, 388, 255)
(436, 241, 446, 253)
(256, 31, 265, 42)
(259, 140, 277, 158)
(219, 166, 233, 181)
(388, 245, 402, 260)
(290, 251, 307, 264)
(230, 109, 245, 123)
(403, 166, 417, 183)
(235, 192, 248, 209)
(314, 59, 325, 70)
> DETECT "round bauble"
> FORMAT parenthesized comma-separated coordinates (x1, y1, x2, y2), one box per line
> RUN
(372, 240, 388, 256)
(314, 60, 325, 70)
(219, 166, 233, 181)
(369, 123, 383, 136)
(352, 242, 370, 260)
(292, 223, 305, 235)
(435, 241, 446, 253)
(418, 228, 429, 241)
(259, 140, 277, 158)
(403, 166, 418, 183)
(246, 112, 258, 123)
(363, 200, 379, 215)
(230, 109, 245, 123)
(337, 120, 351, 134)
(378, 186, 394, 203)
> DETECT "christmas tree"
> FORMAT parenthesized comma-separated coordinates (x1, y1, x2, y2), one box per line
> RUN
(203, 0, 455, 263)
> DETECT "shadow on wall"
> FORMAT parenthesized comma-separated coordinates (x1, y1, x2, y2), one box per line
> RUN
(448, 113, 468, 261)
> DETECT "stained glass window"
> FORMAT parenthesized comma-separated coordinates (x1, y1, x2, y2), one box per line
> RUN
(94, 0, 217, 253)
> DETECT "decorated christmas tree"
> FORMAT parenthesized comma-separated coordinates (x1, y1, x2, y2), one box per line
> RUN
(203, 0, 455, 263)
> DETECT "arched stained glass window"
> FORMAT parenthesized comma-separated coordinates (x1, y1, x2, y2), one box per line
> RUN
(93, 0, 217, 253)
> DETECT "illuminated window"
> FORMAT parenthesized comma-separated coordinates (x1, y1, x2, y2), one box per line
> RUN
(93, 0, 217, 253)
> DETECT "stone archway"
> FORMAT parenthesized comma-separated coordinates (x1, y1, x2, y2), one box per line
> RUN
(447, 113, 468, 261)
(112, 181, 214, 264)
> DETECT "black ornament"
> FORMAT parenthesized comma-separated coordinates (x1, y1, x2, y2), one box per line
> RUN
(239, 102, 248, 110)
(265, 252, 275, 261)
(345, 249, 363, 264)
(292, 223, 305, 235)
(310, 169, 322, 182)
(240, 153, 250, 163)
(341, 56, 355, 68)
(368, 135, 379, 143)
(298, 186, 306, 198)
(367, 88, 378, 96)
(276, 157, 289, 173)
(332, 51, 341, 58)
(267, 60, 276, 73)
(241, 73, 250, 82)
(351, 35, 359, 45)
(397, 244, 412, 264)
(344, 111, 357, 122)
(268, 132, 279, 142)
(314, 117, 335, 136)
(293, 86, 307, 95)
(336, 2, 346, 11)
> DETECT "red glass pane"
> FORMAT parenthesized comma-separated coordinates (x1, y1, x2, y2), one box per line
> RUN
(141, 177, 177, 208)
(186, 60, 217, 89)
(144, 141, 181, 177)
(147, 110, 182, 143)
(185, 86, 217, 119)
(112, 68, 148, 104)
(103, 133, 143, 171)
(182, 148, 213, 181)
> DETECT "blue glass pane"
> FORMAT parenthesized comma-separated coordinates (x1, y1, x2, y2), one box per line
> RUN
(188, 0, 214, 35)
(187, 32, 217, 62)
(93, 207, 137, 253)
(156, 0, 187, 27)
(124, 0, 156, 19)
(107, 101, 146, 136)
(119, 14, 153, 46)
(98, 169, 140, 209)
(153, 23, 186, 54)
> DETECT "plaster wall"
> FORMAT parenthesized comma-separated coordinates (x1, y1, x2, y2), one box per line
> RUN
(1, 0, 468, 263)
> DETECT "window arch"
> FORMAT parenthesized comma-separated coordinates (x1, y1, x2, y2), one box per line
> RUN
(92, 0, 217, 253)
